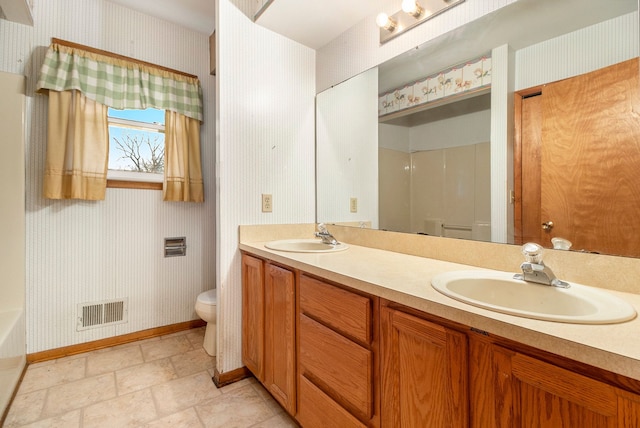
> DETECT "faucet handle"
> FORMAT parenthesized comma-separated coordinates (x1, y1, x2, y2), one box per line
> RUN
(317, 223, 328, 234)
(522, 242, 544, 264)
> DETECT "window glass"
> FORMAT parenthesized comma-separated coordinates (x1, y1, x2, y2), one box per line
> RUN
(107, 108, 165, 182)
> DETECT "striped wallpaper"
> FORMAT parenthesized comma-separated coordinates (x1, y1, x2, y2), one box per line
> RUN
(1, 0, 216, 353)
(515, 12, 639, 90)
(216, 0, 316, 373)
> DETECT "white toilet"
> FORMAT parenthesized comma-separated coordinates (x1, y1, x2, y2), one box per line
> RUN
(195, 289, 217, 356)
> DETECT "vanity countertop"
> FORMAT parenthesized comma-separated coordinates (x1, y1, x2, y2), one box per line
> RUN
(240, 239, 640, 382)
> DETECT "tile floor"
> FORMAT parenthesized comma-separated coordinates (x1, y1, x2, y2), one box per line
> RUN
(4, 327, 298, 427)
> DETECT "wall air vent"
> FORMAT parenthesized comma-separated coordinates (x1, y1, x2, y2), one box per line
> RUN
(77, 298, 128, 331)
(165, 236, 187, 257)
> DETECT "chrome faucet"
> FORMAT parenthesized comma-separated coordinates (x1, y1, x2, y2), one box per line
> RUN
(514, 243, 570, 288)
(315, 223, 338, 245)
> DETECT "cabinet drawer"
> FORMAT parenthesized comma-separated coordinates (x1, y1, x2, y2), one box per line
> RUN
(297, 375, 367, 428)
(299, 314, 374, 418)
(300, 274, 372, 344)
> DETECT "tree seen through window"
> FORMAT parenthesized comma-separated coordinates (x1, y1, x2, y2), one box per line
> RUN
(108, 108, 165, 175)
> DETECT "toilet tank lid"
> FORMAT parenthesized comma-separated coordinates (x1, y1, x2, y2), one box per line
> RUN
(198, 289, 217, 304)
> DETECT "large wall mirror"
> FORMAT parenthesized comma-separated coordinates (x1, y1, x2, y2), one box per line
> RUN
(316, 0, 639, 258)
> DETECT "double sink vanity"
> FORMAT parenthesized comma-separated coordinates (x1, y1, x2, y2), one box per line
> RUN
(240, 224, 640, 427)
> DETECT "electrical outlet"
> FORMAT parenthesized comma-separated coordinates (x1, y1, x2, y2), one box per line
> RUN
(262, 194, 272, 212)
(350, 197, 358, 213)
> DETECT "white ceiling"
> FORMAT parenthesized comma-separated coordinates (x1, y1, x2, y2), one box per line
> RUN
(256, 0, 380, 49)
(107, 0, 378, 48)
(108, 0, 216, 35)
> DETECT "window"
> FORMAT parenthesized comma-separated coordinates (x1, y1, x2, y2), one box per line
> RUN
(107, 108, 165, 184)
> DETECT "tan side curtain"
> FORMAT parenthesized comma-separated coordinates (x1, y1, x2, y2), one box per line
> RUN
(163, 110, 204, 202)
(43, 90, 109, 200)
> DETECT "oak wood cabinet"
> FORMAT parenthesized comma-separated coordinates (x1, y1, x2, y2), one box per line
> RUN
(297, 274, 379, 428)
(242, 254, 264, 379)
(241, 253, 640, 427)
(471, 340, 640, 427)
(241, 254, 296, 414)
(380, 304, 469, 427)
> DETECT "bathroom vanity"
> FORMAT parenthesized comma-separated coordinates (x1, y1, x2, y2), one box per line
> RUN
(240, 230, 640, 427)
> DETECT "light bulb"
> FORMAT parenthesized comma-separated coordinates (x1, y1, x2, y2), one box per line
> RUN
(401, 0, 416, 13)
(376, 12, 389, 28)
(376, 12, 396, 31)
(402, 0, 424, 18)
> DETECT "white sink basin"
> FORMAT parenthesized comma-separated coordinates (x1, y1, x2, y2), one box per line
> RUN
(264, 239, 349, 253)
(431, 270, 636, 324)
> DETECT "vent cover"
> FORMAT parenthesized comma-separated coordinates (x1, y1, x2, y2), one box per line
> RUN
(77, 299, 128, 331)
(165, 237, 187, 257)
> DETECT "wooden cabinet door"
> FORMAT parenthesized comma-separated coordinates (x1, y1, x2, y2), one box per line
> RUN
(381, 306, 469, 427)
(241, 254, 265, 381)
(264, 263, 296, 414)
(493, 347, 640, 427)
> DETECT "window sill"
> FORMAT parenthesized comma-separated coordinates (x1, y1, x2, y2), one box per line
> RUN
(107, 180, 163, 190)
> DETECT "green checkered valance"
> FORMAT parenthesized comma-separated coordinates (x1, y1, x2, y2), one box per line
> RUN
(37, 41, 203, 122)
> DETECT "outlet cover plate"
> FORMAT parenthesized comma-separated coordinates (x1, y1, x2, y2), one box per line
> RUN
(262, 194, 273, 212)
(350, 197, 358, 213)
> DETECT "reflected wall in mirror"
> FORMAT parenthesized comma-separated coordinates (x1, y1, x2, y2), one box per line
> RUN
(316, 68, 378, 227)
(316, 0, 639, 258)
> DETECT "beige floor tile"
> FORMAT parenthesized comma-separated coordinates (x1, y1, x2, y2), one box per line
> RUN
(185, 327, 206, 347)
(4, 328, 294, 428)
(16, 409, 82, 428)
(251, 382, 287, 415)
(83, 388, 158, 428)
(86, 344, 144, 376)
(141, 334, 194, 362)
(2, 388, 47, 427)
(250, 412, 299, 428)
(219, 377, 256, 394)
(42, 373, 116, 418)
(144, 407, 204, 428)
(151, 371, 221, 416)
(170, 348, 215, 378)
(116, 358, 177, 395)
(220, 376, 260, 394)
(18, 358, 86, 394)
(195, 384, 276, 428)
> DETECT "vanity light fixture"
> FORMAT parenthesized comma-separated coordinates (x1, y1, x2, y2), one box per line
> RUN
(377, 0, 465, 44)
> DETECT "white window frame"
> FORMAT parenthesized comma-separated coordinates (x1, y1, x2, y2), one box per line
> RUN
(107, 114, 165, 183)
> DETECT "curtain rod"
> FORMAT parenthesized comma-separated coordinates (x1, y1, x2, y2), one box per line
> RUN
(51, 38, 199, 80)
